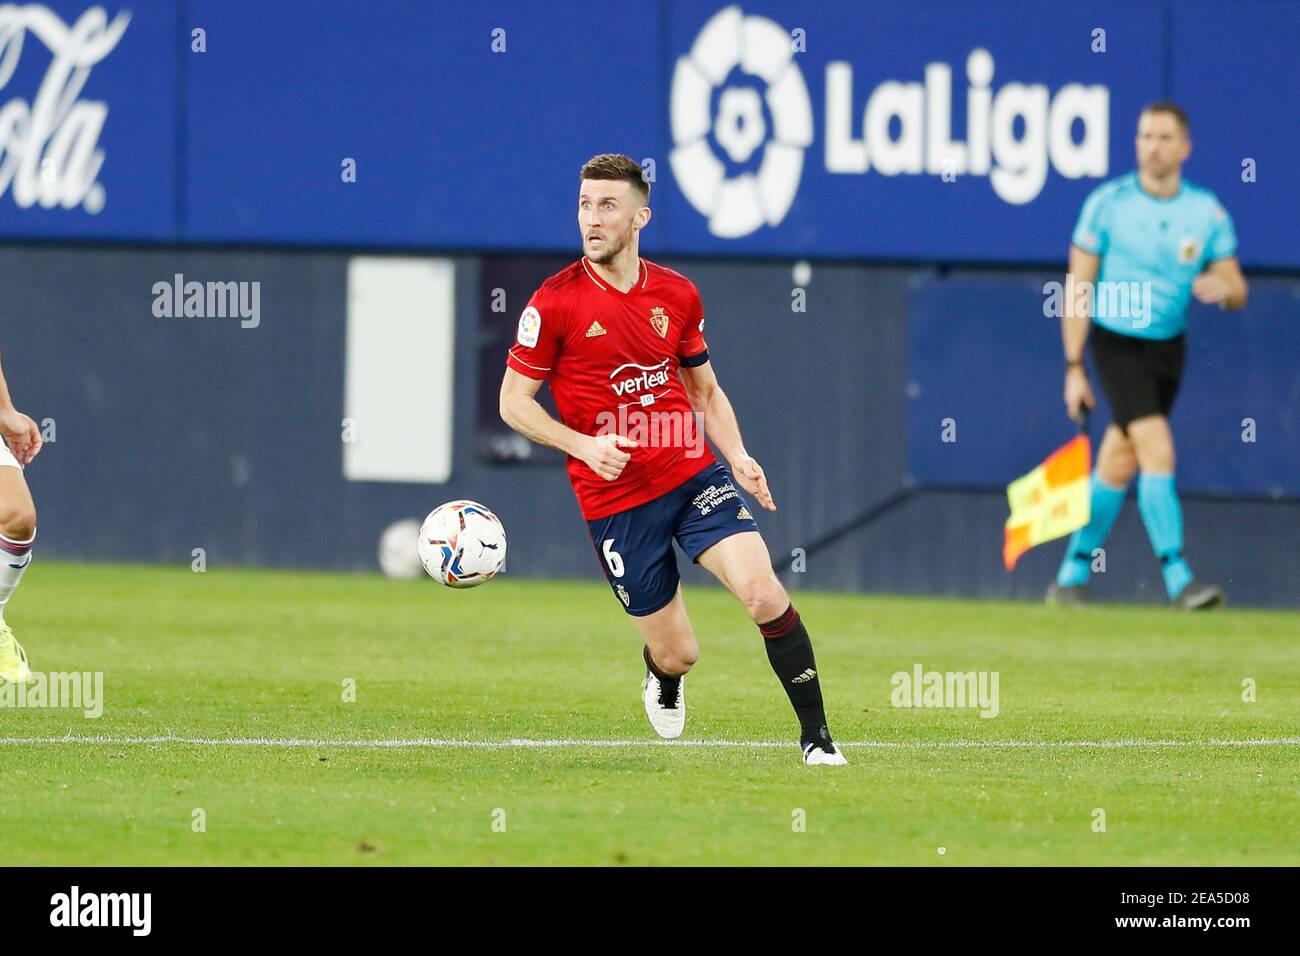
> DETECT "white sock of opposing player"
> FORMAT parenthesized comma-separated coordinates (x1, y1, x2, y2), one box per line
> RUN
(0, 532, 35, 620)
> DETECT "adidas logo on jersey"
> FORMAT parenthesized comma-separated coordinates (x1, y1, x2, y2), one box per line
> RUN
(791, 668, 817, 684)
(737, 505, 752, 520)
(585, 320, 607, 337)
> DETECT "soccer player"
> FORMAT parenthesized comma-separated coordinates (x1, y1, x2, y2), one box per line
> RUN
(1049, 103, 1247, 609)
(499, 154, 846, 765)
(0, 349, 42, 682)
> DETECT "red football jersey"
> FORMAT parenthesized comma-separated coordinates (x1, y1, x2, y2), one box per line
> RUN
(506, 257, 716, 519)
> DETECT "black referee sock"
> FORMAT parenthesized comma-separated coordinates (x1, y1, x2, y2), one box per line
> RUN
(758, 603, 828, 740)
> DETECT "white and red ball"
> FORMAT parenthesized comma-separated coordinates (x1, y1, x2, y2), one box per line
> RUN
(378, 518, 424, 579)
(417, 500, 506, 588)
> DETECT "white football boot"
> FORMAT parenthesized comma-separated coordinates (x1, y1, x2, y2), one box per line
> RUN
(642, 668, 685, 739)
(801, 726, 848, 766)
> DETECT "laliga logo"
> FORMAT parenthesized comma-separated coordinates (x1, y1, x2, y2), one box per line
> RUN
(669, 6, 812, 239)
(0, 5, 130, 214)
(671, 6, 1109, 238)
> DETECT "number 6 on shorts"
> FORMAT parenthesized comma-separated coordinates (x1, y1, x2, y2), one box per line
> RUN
(602, 538, 624, 578)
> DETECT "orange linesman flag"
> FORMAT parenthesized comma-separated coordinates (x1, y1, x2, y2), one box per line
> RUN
(1003, 432, 1092, 571)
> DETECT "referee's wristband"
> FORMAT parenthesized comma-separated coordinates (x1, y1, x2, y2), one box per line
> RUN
(1065, 358, 1084, 369)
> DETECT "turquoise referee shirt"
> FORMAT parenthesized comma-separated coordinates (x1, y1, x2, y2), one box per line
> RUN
(1072, 172, 1238, 340)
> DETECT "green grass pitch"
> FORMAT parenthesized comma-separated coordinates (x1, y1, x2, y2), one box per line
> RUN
(2, 561, 1298, 866)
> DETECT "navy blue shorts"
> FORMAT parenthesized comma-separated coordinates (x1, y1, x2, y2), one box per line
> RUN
(586, 461, 761, 616)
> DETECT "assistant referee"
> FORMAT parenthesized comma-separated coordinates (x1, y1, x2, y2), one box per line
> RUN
(1049, 102, 1248, 609)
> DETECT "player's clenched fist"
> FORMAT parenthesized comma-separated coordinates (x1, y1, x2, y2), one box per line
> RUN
(1191, 272, 1233, 306)
(581, 433, 637, 481)
(0, 406, 43, 466)
(732, 453, 776, 511)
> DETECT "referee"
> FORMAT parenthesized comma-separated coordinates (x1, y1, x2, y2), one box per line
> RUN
(1048, 103, 1248, 609)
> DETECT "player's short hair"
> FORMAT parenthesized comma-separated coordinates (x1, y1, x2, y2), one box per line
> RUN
(1140, 101, 1190, 135)
(579, 154, 650, 204)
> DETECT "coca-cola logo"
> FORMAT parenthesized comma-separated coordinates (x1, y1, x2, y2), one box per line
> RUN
(0, 5, 130, 214)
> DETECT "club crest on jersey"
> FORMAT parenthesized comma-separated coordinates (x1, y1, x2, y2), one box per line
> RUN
(585, 320, 606, 338)
(649, 306, 669, 338)
(1177, 237, 1201, 265)
(517, 306, 541, 347)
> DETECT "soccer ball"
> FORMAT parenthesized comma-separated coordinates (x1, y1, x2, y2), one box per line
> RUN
(377, 518, 423, 579)
(417, 500, 506, 588)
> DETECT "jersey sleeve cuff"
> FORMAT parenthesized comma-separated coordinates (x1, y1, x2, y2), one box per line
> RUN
(506, 350, 550, 379)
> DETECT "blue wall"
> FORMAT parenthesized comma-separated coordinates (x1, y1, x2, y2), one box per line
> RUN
(905, 272, 1299, 497)
(2, 0, 1298, 266)
(2, 245, 1295, 607)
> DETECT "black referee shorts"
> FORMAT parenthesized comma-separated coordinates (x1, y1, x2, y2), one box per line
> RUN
(1089, 323, 1186, 432)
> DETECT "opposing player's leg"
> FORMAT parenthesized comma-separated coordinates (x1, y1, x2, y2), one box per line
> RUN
(1127, 414, 1221, 609)
(0, 454, 36, 683)
(1050, 423, 1136, 605)
(626, 586, 695, 738)
(587, 496, 693, 737)
(694, 529, 846, 765)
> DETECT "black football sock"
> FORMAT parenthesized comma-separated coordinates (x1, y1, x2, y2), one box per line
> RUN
(758, 603, 829, 741)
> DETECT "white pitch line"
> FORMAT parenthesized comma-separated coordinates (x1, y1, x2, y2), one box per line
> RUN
(0, 735, 1298, 749)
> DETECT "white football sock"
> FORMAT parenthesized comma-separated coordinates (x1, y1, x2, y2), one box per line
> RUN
(0, 531, 35, 621)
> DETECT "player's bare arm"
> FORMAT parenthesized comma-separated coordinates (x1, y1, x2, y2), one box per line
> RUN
(0, 351, 42, 467)
(680, 360, 776, 511)
(1062, 244, 1100, 420)
(1193, 255, 1248, 310)
(499, 366, 637, 481)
